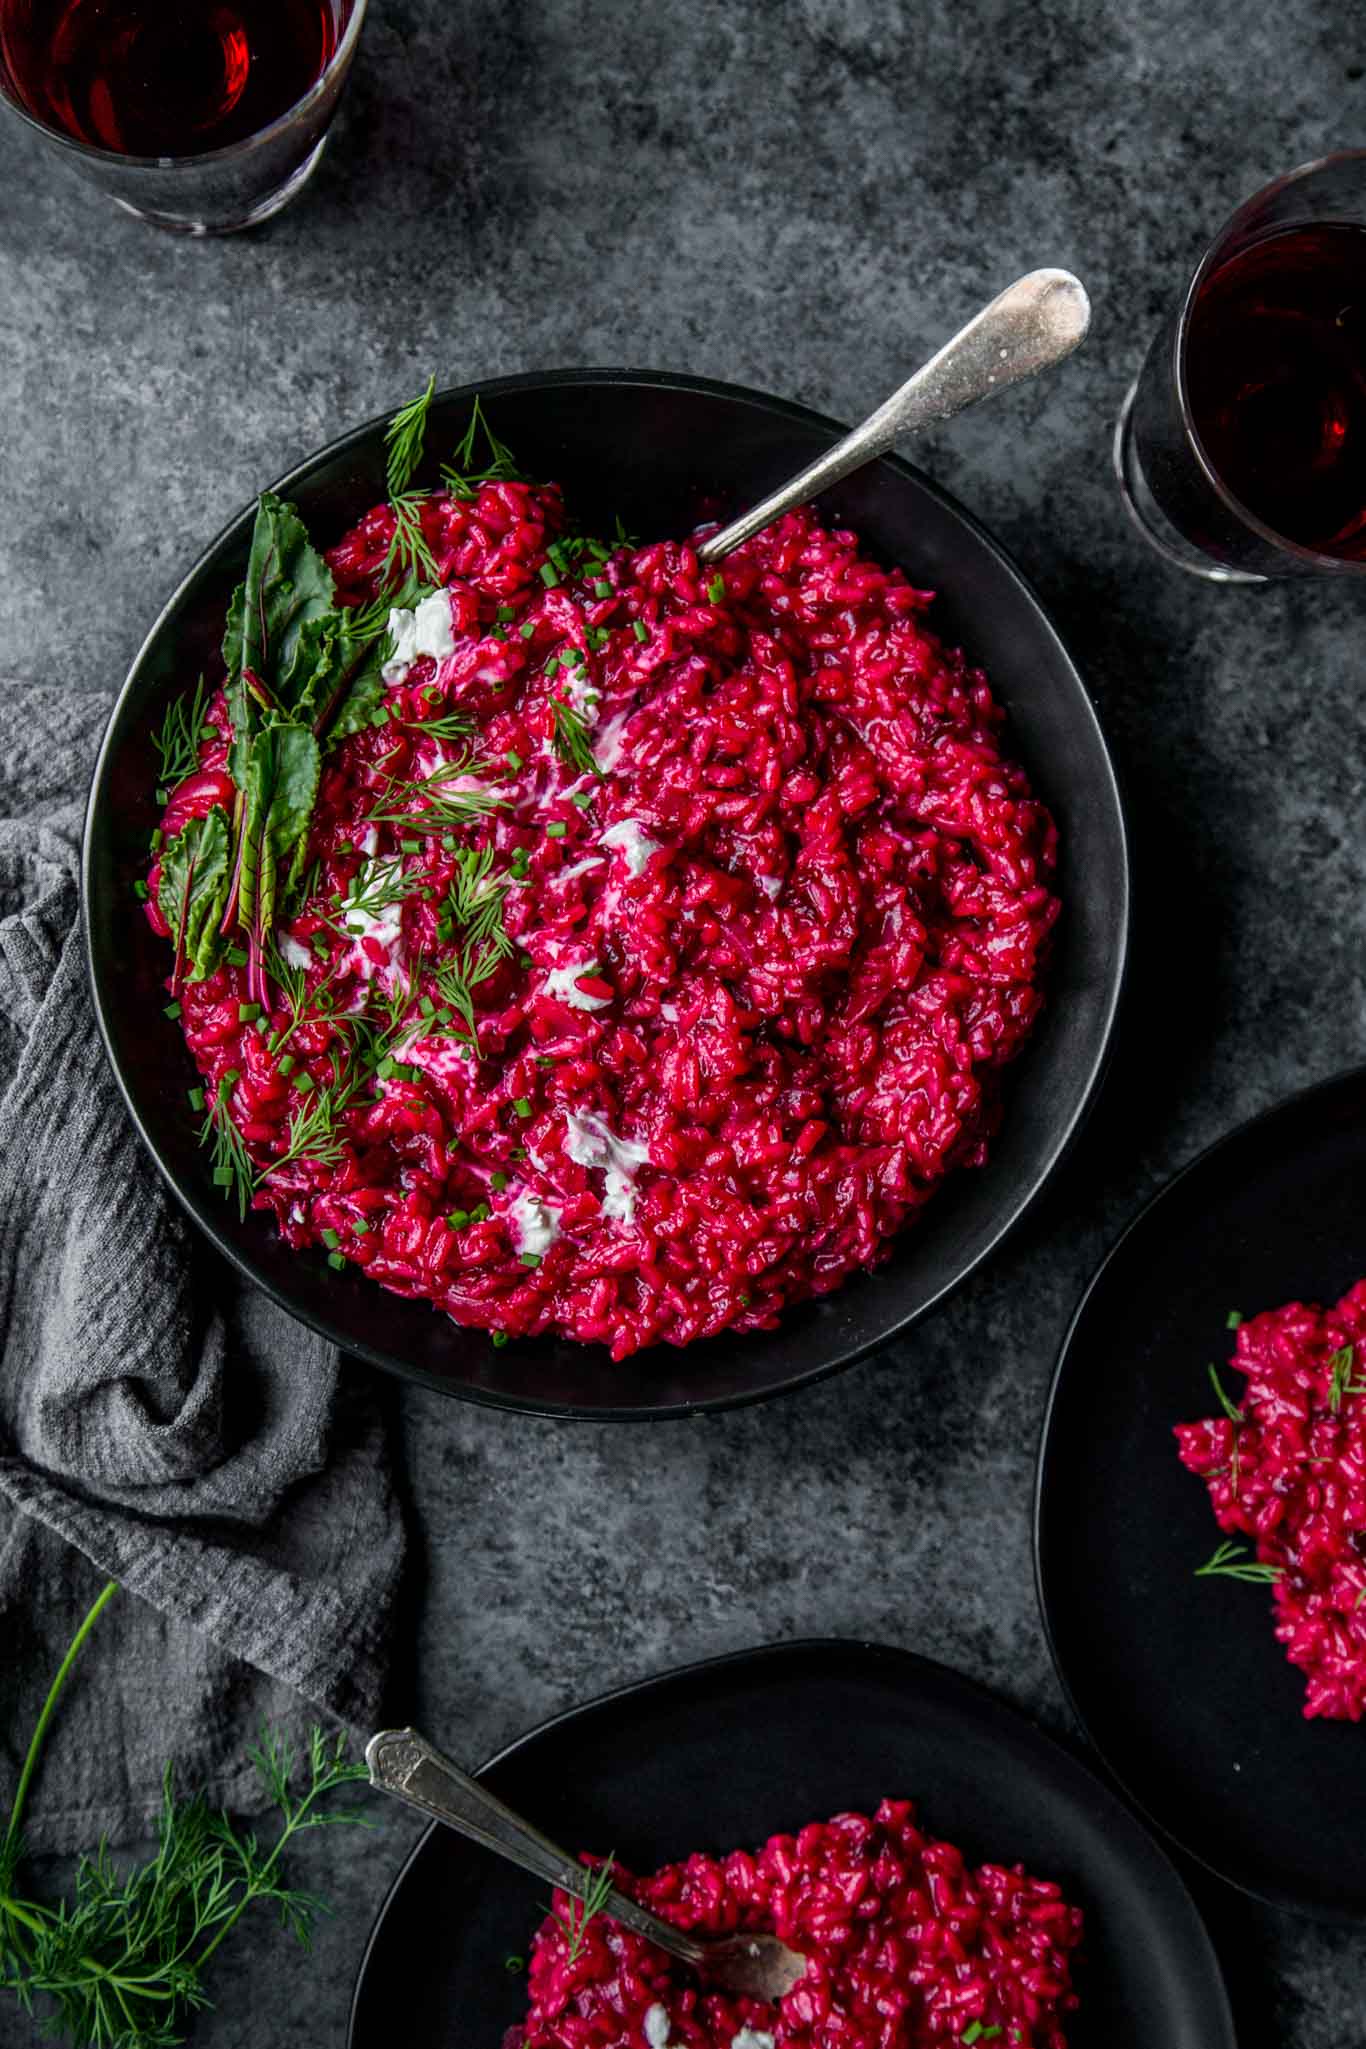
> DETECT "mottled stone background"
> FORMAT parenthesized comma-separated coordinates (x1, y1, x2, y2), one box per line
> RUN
(3, 0, 1365, 2043)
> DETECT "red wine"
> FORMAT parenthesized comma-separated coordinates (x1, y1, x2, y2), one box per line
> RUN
(1185, 221, 1366, 559)
(3, 0, 340, 157)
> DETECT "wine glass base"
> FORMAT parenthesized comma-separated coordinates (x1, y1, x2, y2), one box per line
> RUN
(107, 133, 331, 237)
(1112, 382, 1268, 585)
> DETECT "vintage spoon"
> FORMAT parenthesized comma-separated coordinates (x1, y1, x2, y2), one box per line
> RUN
(696, 267, 1090, 563)
(366, 1728, 807, 2002)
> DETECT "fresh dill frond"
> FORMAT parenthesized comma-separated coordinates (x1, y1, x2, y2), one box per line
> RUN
(1194, 1539, 1283, 1585)
(440, 395, 522, 500)
(550, 696, 601, 778)
(555, 1856, 617, 1966)
(1206, 1362, 1245, 1425)
(1328, 1343, 1364, 1414)
(430, 938, 505, 1040)
(152, 675, 211, 790)
(445, 845, 513, 955)
(404, 704, 476, 741)
(199, 1072, 254, 1221)
(384, 492, 440, 586)
(385, 375, 436, 498)
(366, 756, 508, 837)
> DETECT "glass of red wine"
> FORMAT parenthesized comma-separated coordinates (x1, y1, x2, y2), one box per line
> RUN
(0, 0, 367, 234)
(1116, 151, 1366, 581)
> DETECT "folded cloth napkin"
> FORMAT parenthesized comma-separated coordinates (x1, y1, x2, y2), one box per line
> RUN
(0, 682, 406, 1854)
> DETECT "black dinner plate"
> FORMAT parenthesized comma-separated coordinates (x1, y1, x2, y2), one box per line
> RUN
(347, 1639, 1230, 2049)
(84, 369, 1129, 1417)
(1036, 1064, 1366, 1919)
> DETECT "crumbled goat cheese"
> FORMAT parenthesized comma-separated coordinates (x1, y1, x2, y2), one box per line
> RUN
(731, 2032, 775, 2049)
(277, 932, 313, 970)
(508, 1189, 561, 1258)
(600, 817, 660, 878)
(543, 962, 611, 1011)
(563, 1108, 650, 1226)
(342, 860, 406, 981)
(382, 589, 455, 684)
(643, 2007, 671, 2049)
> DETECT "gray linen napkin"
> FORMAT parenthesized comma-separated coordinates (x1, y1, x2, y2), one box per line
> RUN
(0, 682, 405, 1854)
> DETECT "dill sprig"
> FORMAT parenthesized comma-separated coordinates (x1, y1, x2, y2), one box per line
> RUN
(550, 696, 601, 778)
(1328, 1343, 1365, 1414)
(430, 939, 505, 1041)
(440, 395, 522, 500)
(405, 704, 476, 742)
(385, 375, 435, 498)
(1207, 1362, 1245, 1425)
(365, 756, 508, 837)
(554, 1856, 617, 1966)
(0, 1584, 369, 2049)
(384, 493, 440, 587)
(151, 676, 212, 790)
(1195, 1539, 1283, 1585)
(445, 845, 513, 955)
(199, 1071, 254, 1221)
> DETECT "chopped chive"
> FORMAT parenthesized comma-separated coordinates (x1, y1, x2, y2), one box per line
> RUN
(212, 1165, 233, 1187)
(593, 579, 612, 598)
(150, 828, 163, 852)
(200, 724, 216, 740)
(401, 836, 421, 852)
(511, 1147, 528, 1160)
(513, 1097, 533, 1118)
(470, 1202, 490, 1222)
(322, 1228, 340, 1250)
(278, 1053, 295, 1076)
(518, 953, 534, 970)
(519, 621, 535, 639)
(164, 1000, 181, 1020)
(188, 1086, 205, 1112)
(369, 707, 391, 727)
(561, 644, 582, 666)
(492, 624, 506, 641)
(420, 995, 435, 1015)
(156, 788, 168, 805)
(226, 945, 249, 967)
(327, 1250, 347, 1271)
(520, 1253, 541, 1268)
(545, 820, 568, 838)
(707, 574, 725, 602)
(538, 562, 559, 587)
(496, 604, 515, 621)
(571, 790, 593, 808)
(295, 1071, 315, 1094)
(632, 619, 648, 642)
(134, 880, 149, 900)
(1226, 1309, 1243, 1329)
(491, 1331, 509, 1347)
(355, 1219, 370, 1235)
(490, 1171, 508, 1191)
(339, 838, 354, 854)
(448, 1210, 470, 1230)
(544, 655, 560, 676)
(237, 1002, 260, 1023)
(506, 750, 523, 771)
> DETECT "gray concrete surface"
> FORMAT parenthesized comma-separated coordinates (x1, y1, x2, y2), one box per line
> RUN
(4, 0, 1366, 2043)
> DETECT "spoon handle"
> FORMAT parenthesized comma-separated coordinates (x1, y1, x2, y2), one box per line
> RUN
(696, 267, 1091, 562)
(365, 1727, 707, 1966)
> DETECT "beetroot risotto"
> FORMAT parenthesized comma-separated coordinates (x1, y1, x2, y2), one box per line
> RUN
(1177, 1279, 1366, 1719)
(510, 1798, 1083, 2049)
(143, 391, 1059, 1360)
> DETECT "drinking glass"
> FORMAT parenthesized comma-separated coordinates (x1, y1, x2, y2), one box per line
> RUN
(0, 0, 368, 235)
(1115, 151, 1366, 581)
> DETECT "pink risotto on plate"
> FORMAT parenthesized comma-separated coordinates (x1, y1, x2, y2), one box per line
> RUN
(509, 1798, 1083, 2049)
(145, 409, 1059, 1361)
(1177, 1278, 1366, 1719)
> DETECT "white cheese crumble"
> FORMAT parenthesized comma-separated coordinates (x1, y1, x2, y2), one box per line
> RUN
(277, 932, 313, 971)
(556, 854, 607, 884)
(508, 1188, 561, 1258)
(563, 1108, 650, 1226)
(600, 817, 660, 878)
(643, 2006, 671, 2049)
(731, 2032, 775, 2049)
(382, 589, 455, 684)
(593, 710, 631, 773)
(757, 873, 783, 900)
(342, 860, 406, 981)
(542, 962, 611, 1011)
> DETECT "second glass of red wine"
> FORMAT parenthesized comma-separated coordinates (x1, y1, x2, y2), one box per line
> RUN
(1116, 152, 1366, 581)
(0, 0, 368, 234)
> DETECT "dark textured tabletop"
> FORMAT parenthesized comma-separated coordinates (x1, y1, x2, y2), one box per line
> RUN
(4, 1, 1365, 2044)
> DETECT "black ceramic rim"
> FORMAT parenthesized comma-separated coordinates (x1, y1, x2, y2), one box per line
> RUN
(1033, 1061, 1366, 1920)
(84, 367, 1130, 1420)
(347, 1638, 1232, 2049)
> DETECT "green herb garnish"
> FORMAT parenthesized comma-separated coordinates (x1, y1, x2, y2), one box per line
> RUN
(198, 1071, 253, 1221)
(440, 396, 522, 500)
(385, 374, 436, 497)
(151, 674, 211, 790)
(550, 697, 599, 778)
(1328, 1344, 1364, 1414)
(1195, 1540, 1283, 1585)
(555, 1857, 617, 1966)
(1207, 1362, 1244, 1425)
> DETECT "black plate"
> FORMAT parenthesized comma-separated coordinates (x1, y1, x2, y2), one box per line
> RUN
(348, 1640, 1229, 2049)
(1036, 1065, 1366, 1919)
(83, 369, 1129, 1418)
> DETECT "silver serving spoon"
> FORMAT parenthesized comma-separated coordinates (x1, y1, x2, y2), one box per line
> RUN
(696, 267, 1091, 563)
(366, 1728, 807, 2002)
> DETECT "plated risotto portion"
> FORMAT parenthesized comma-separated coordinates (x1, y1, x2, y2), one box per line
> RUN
(146, 397, 1058, 1359)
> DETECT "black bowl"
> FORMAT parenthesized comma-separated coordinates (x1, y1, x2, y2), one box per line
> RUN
(83, 369, 1129, 1418)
